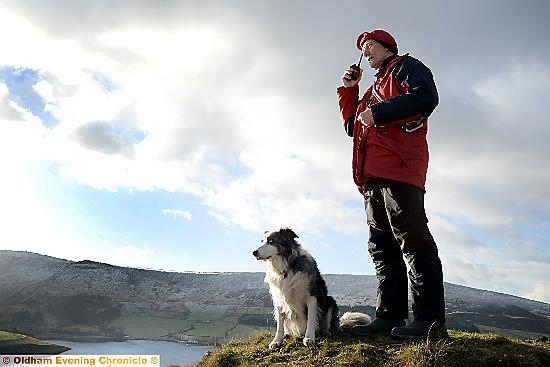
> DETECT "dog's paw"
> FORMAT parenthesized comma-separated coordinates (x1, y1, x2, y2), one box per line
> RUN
(302, 336, 315, 346)
(268, 340, 282, 350)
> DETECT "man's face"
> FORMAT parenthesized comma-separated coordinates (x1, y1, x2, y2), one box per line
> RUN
(362, 39, 392, 69)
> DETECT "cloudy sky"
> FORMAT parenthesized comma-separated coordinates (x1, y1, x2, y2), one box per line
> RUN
(1, 0, 549, 304)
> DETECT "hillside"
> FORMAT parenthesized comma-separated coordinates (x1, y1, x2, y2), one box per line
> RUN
(0, 250, 549, 342)
(192, 331, 550, 367)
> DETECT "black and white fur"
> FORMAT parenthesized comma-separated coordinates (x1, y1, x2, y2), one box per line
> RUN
(253, 228, 370, 349)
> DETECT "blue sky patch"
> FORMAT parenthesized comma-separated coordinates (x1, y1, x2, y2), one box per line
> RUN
(0, 66, 59, 128)
(85, 69, 118, 92)
(217, 157, 253, 177)
(110, 123, 147, 144)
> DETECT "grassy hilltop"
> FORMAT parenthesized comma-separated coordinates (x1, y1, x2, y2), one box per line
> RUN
(191, 330, 550, 367)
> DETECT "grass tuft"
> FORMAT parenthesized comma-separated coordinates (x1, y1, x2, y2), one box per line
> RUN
(396, 338, 451, 367)
(0, 331, 25, 341)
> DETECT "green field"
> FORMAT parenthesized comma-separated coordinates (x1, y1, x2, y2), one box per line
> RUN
(225, 324, 265, 339)
(110, 316, 193, 339)
(0, 331, 24, 341)
(475, 324, 550, 339)
(110, 308, 268, 342)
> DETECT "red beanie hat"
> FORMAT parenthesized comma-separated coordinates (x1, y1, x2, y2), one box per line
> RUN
(356, 30, 398, 54)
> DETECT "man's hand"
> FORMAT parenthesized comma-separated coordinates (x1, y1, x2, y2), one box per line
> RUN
(342, 65, 362, 87)
(358, 108, 375, 127)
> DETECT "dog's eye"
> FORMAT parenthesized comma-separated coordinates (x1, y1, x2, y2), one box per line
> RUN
(267, 239, 273, 244)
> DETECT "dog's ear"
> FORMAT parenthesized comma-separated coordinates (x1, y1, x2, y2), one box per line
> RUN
(280, 227, 299, 243)
(288, 247, 299, 265)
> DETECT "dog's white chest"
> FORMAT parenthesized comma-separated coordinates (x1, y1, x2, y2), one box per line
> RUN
(267, 271, 309, 304)
(265, 271, 311, 336)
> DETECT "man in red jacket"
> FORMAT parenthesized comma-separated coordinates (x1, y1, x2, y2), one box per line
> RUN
(337, 30, 447, 340)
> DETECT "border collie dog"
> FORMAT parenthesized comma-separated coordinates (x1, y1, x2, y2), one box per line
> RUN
(253, 228, 355, 349)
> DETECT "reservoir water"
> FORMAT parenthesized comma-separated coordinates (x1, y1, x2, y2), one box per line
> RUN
(48, 340, 211, 366)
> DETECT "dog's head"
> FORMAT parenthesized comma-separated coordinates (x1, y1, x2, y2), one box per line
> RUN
(253, 228, 300, 261)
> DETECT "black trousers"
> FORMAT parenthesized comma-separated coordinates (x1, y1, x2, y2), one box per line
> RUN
(364, 178, 446, 323)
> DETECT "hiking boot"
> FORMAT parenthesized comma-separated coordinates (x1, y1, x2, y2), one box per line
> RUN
(352, 318, 406, 336)
(390, 320, 449, 340)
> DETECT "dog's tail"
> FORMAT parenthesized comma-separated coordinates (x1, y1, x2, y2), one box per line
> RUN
(339, 311, 372, 332)
(327, 296, 341, 336)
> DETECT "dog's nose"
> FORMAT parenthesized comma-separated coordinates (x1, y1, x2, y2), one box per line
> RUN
(252, 250, 258, 257)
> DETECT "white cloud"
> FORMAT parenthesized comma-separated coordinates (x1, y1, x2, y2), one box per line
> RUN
(421, 60, 550, 303)
(161, 208, 192, 221)
(525, 283, 550, 305)
(97, 27, 231, 74)
(472, 62, 550, 125)
(0, 84, 25, 121)
(119, 243, 155, 257)
(0, 6, 361, 238)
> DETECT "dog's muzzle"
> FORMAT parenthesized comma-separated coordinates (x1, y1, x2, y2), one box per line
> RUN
(252, 250, 269, 260)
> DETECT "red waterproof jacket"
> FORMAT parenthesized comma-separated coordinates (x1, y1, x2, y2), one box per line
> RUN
(337, 54, 438, 193)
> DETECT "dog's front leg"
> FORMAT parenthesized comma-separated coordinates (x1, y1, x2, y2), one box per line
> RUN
(303, 296, 318, 346)
(269, 307, 285, 350)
